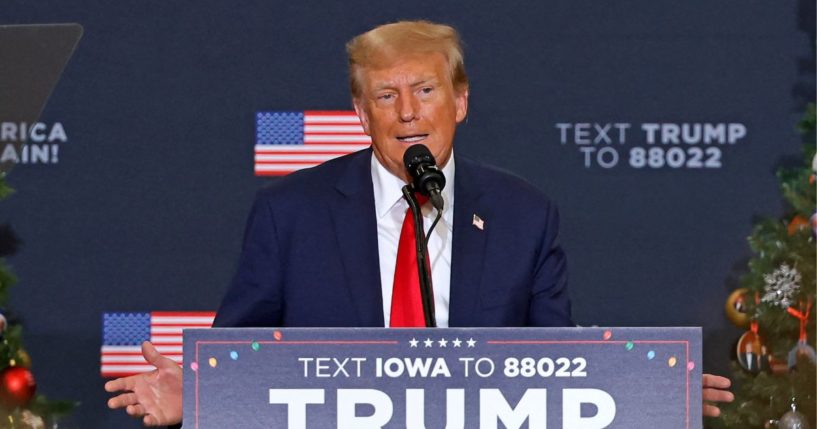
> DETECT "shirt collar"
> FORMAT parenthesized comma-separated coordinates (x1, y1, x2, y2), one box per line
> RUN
(371, 150, 456, 224)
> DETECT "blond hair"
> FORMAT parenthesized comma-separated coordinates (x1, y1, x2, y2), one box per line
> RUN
(346, 20, 469, 98)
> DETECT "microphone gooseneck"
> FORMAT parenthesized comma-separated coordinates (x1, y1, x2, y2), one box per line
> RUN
(400, 144, 446, 328)
(401, 186, 436, 328)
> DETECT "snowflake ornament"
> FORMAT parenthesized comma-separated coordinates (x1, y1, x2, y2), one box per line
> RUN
(761, 263, 801, 308)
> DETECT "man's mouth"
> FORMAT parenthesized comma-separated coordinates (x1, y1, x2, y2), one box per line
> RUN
(396, 134, 429, 143)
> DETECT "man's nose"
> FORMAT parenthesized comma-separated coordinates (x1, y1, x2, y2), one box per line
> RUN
(397, 93, 419, 122)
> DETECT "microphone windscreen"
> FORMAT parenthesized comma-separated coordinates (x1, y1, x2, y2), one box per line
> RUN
(403, 144, 435, 171)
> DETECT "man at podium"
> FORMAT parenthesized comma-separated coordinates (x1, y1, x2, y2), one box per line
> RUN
(105, 20, 733, 426)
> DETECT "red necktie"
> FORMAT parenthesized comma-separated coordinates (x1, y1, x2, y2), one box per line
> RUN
(390, 195, 432, 327)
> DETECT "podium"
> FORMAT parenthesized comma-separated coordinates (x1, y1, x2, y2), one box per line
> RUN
(184, 327, 701, 428)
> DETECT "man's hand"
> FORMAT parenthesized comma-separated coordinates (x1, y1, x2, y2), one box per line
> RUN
(702, 373, 734, 417)
(105, 341, 183, 426)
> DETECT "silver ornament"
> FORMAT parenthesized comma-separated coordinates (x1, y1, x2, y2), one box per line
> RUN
(777, 400, 811, 429)
(761, 264, 801, 308)
(20, 410, 45, 429)
(778, 409, 810, 429)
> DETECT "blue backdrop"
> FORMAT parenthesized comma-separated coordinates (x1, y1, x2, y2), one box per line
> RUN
(3, 1, 815, 426)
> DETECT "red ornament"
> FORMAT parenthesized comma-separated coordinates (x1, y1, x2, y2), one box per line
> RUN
(0, 366, 36, 407)
(787, 216, 810, 235)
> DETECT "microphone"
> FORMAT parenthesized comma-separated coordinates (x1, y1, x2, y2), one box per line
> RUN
(403, 144, 446, 212)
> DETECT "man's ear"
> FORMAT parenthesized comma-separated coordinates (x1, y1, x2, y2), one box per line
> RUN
(455, 87, 469, 123)
(353, 99, 371, 135)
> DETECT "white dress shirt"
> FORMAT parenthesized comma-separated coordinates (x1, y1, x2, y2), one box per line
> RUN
(371, 153, 455, 327)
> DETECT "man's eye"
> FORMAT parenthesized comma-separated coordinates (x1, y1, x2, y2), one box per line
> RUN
(378, 93, 394, 101)
(420, 87, 434, 94)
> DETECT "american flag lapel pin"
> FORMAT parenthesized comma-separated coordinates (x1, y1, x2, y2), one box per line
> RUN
(472, 214, 485, 231)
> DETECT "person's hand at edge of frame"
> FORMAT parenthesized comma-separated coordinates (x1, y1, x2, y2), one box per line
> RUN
(105, 341, 183, 426)
(702, 373, 734, 417)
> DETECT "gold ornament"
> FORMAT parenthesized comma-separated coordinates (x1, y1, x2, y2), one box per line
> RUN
(14, 350, 31, 369)
(725, 288, 751, 327)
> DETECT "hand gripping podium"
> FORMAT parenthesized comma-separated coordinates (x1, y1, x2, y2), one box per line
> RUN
(183, 327, 701, 428)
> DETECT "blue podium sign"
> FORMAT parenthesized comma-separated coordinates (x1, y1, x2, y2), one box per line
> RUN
(183, 327, 701, 428)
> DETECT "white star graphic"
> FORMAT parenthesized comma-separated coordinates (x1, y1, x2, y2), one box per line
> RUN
(409, 338, 419, 348)
(452, 338, 462, 347)
(467, 338, 477, 348)
(438, 338, 448, 347)
(424, 338, 434, 348)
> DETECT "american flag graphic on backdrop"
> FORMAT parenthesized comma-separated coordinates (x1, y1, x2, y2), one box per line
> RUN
(101, 312, 215, 377)
(254, 110, 372, 176)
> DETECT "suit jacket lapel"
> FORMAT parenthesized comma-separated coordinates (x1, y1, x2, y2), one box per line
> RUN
(331, 149, 385, 327)
(449, 156, 488, 326)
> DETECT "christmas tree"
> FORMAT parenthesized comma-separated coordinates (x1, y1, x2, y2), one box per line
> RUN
(0, 174, 74, 428)
(715, 105, 816, 428)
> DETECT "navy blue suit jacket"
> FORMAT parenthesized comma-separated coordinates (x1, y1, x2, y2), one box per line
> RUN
(213, 149, 572, 328)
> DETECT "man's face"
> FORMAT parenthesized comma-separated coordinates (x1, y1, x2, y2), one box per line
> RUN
(353, 52, 468, 182)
